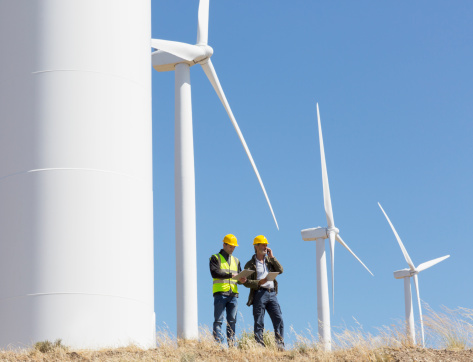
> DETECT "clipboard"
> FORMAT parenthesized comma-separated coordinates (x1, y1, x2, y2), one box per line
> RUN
(233, 269, 255, 280)
(265, 272, 279, 282)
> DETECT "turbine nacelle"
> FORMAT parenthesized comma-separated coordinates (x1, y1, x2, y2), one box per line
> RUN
(393, 268, 417, 279)
(301, 226, 341, 241)
(301, 227, 328, 241)
(152, 42, 213, 72)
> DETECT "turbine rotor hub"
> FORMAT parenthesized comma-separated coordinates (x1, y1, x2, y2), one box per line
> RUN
(327, 227, 339, 235)
(194, 45, 213, 64)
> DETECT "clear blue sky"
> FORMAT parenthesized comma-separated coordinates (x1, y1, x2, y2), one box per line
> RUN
(151, 0, 473, 345)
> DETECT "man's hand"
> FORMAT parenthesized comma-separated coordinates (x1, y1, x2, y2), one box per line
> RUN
(267, 247, 274, 258)
(239, 277, 247, 283)
(258, 277, 268, 286)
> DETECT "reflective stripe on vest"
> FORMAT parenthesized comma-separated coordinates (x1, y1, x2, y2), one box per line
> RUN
(212, 253, 239, 294)
(213, 279, 237, 285)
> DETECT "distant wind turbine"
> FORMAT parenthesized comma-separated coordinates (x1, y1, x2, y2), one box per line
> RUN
(151, 0, 278, 339)
(378, 202, 450, 347)
(301, 103, 373, 351)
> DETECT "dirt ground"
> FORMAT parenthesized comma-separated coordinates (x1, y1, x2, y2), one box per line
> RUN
(380, 347, 473, 362)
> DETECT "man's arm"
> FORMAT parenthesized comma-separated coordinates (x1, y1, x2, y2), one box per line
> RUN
(209, 255, 232, 279)
(267, 248, 284, 274)
(269, 257, 283, 274)
(242, 260, 259, 290)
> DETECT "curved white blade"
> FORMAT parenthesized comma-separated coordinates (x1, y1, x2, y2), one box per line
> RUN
(329, 232, 335, 313)
(151, 39, 203, 61)
(378, 202, 416, 271)
(200, 59, 279, 229)
(196, 0, 209, 45)
(416, 255, 450, 273)
(335, 234, 373, 276)
(317, 104, 334, 228)
(413, 274, 425, 347)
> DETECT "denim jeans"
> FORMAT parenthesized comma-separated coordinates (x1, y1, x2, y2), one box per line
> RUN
(253, 288, 284, 348)
(213, 294, 238, 345)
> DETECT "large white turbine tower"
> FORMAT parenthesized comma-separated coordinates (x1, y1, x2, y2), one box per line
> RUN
(301, 104, 373, 351)
(0, 1, 155, 349)
(378, 203, 450, 347)
(151, 0, 278, 339)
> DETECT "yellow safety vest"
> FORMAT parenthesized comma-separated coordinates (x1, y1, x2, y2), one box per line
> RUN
(212, 253, 239, 294)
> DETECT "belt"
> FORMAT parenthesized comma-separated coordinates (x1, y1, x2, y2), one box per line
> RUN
(260, 287, 275, 293)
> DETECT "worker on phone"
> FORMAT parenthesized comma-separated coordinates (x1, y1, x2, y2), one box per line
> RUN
(243, 235, 285, 350)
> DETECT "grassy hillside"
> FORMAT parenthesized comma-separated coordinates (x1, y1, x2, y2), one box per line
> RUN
(1, 306, 472, 361)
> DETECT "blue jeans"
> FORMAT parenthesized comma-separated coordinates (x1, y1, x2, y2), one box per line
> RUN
(253, 289, 284, 348)
(213, 294, 238, 345)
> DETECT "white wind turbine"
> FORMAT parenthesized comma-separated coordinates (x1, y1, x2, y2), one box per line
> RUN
(378, 203, 450, 347)
(301, 104, 373, 351)
(151, 0, 278, 339)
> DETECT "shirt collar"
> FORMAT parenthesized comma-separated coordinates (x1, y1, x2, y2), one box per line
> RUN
(220, 249, 230, 259)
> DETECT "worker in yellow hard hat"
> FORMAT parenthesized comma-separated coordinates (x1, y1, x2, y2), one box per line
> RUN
(242, 235, 285, 350)
(209, 234, 247, 346)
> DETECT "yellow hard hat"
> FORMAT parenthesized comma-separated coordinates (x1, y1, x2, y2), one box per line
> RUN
(253, 235, 268, 245)
(223, 234, 238, 247)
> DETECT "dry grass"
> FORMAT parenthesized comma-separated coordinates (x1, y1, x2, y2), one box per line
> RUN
(1, 306, 472, 361)
(423, 305, 473, 350)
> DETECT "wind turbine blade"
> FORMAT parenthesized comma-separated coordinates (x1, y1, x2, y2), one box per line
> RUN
(413, 274, 425, 347)
(416, 255, 450, 273)
(329, 232, 335, 314)
(317, 104, 334, 228)
(196, 0, 209, 45)
(335, 234, 374, 276)
(378, 202, 416, 271)
(151, 39, 203, 61)
(200, 60, 279, 229)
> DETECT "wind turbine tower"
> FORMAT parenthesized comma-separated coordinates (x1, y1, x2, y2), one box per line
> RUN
(151, 0, 278, 339)
(301, 104, 373, 351)
(378, 203, 450, 347)
(0, 1, 155, 349)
